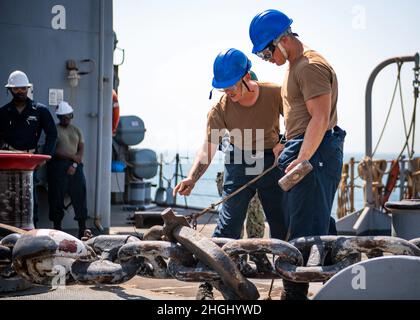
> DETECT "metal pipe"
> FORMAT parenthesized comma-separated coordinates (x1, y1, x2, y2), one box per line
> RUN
(350, 157, 355, 212)
(94, 0, 105, 232)
(365, 54, 418, 206)
(174, 153, 179, 205)
(399, 156, 406, 200)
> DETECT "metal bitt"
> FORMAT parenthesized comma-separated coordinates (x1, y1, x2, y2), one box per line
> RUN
(314, 256, 420, 300)
(161, 208, 260, 300)
(0, 153, 51, 230)
(365, 53, 419, 206)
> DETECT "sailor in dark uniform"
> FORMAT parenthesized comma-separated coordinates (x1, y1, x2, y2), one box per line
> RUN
(0, 70, 57, 227)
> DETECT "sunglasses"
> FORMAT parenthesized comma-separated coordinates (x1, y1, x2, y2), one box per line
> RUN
(58, 114, 73, 120)
(11, 87, 28, 93)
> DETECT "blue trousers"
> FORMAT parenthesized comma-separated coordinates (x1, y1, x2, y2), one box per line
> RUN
(213, 151, 287, 240)
(278, 127, 346, 240)
(47, 159, 88, 223)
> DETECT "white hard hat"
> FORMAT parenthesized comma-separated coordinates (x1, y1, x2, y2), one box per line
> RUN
(5, 70, 32, 88)
(56, 101, 74, 115)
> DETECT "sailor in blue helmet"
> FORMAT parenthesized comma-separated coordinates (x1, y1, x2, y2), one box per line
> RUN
(249, 9, 346, 299)
(174, 48, 287, 299)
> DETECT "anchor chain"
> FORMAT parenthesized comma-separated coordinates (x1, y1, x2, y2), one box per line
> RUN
(3, 213, 420, 299)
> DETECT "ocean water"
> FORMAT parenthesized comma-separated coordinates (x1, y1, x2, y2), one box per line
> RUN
(150, 152, 403, 219)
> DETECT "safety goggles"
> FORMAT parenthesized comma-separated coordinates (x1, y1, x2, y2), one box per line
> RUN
(217, 82, 240, 93)
(209, 76, 251, 100)
(256, 42, 277, 61)
(256, 30, 292, 61)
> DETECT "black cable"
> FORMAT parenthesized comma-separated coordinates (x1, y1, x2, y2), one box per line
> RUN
(372, 63, 401, 157)
(398, 65, 412, 157)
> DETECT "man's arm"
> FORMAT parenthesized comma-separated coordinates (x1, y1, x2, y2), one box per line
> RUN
(285, 93, 331, 173)
(189, 141, 217, 181)
(173, 141, 218, 196)
(73, 141, 84, 164)
(273, 86, 285, 160)
(0, 108, 5, 149)
(55, 132, 84, 163)
(40, 108, 58, 156)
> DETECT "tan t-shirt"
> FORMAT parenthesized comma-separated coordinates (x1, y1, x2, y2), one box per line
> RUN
(207, 82, 283, 150)
(281, 50, 338, 140)
(56, 123, 84, 156)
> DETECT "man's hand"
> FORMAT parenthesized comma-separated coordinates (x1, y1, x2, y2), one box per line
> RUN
(173, 178, 196, 196)
(285, 157, 308, 174)
(173, 141, 216, 197)
(73, 154, 82, 164)
(272, 143, 285, 162)
(67, 166, 76, 176)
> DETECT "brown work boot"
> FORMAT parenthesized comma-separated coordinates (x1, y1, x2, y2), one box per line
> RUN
(196, 282, 214, 300)
(281, 280, 309, 300)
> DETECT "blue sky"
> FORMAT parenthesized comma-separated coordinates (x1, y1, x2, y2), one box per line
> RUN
(114, 0, 420, 156)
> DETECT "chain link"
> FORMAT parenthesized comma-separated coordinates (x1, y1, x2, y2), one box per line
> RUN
(76, 235, 420, 285)
(4, 229, 420, 298)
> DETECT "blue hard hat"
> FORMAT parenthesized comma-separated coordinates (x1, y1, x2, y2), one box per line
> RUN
(212, 48, 252, 89)
(249, 9, 293, 54)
